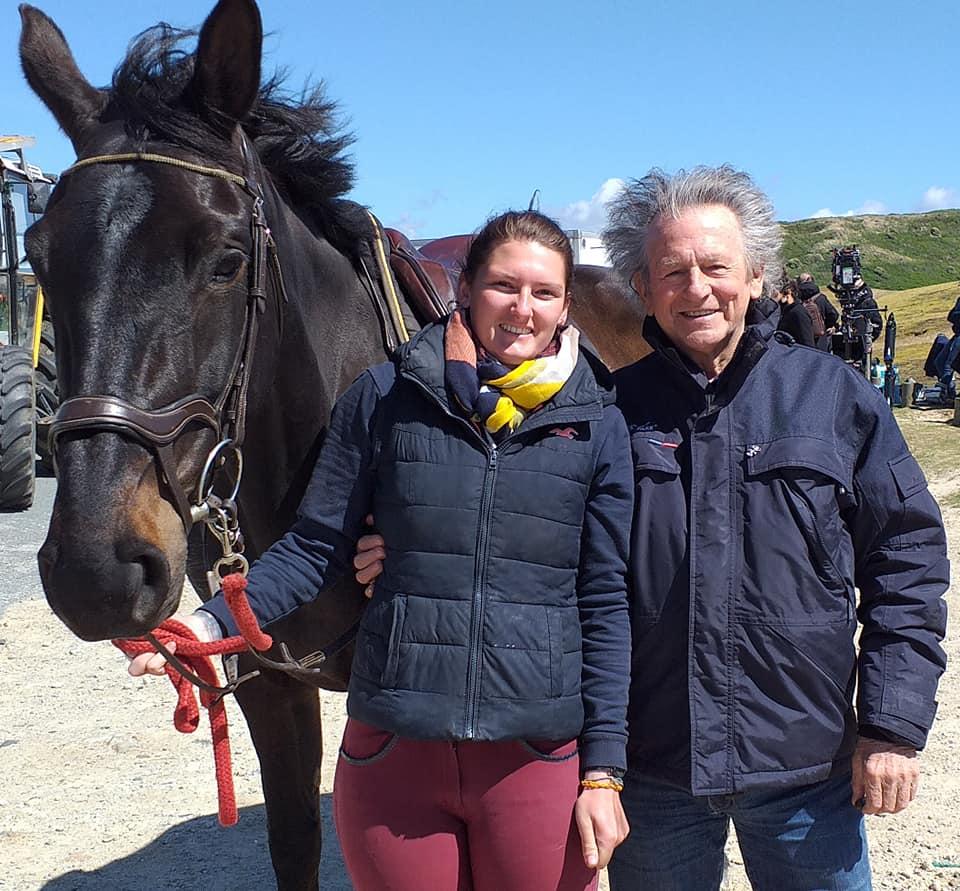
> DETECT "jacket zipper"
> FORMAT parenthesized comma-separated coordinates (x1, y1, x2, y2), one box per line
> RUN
(398, 374, 496, 738)
(397, 372, 598, 739)
(464, 444, 498, 738)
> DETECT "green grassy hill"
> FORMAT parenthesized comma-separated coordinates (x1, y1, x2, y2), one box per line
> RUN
(781, 209, 960, 291)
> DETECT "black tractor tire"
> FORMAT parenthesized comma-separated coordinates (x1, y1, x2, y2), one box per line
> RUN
(0, 345, 37, 511)
(34, 319, 58, 472)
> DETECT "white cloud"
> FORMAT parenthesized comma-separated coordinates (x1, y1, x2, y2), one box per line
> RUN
(807, 199, 887, 220)
(388, 212, 425, 238)
(919, 186, 956, 211)
(552, 178, 625, 232)
(845, 200, 887, 216)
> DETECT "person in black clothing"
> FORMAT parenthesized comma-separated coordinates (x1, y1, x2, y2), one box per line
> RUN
(851, 277, 883, 340)
(830, 275, 882, 341)
(775, 279, 815, 346)
(797, 272, 839, 332)
(932, 295, 960, 399)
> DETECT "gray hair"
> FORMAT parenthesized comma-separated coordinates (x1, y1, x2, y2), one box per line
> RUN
(603, 165, 783, 289)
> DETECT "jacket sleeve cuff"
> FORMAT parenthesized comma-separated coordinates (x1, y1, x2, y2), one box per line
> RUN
(858, 717, 928, 750)
(578, 734, 627, 773)
(197, 598, 238, 639)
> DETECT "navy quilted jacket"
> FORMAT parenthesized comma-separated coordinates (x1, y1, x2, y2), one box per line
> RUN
(203, 320, 633, 770)
(615, 318, 949, 795)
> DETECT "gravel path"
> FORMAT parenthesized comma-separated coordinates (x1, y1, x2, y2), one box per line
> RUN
(1, 452, 957, 890)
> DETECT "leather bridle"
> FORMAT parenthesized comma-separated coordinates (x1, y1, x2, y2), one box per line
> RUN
(48, 146, 287, 536)
(48, 143, 365, 685)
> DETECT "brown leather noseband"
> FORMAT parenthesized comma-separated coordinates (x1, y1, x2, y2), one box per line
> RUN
(48, 148, 286, 533)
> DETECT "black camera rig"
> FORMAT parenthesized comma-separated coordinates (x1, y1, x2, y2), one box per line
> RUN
(827, 246, 897, 406)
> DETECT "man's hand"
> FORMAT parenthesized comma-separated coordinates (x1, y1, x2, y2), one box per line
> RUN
(127, 611, 221, 677)
(354, 514, 386, 598)
(851, 736, 919, 815)
(574, 771, 630, 869)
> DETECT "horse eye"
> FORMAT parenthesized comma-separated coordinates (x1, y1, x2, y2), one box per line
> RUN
(212, 252, 245, 284)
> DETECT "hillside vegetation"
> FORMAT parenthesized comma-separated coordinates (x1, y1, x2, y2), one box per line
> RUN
(870, 280, 958, 382)
(781, 209, 960, 291)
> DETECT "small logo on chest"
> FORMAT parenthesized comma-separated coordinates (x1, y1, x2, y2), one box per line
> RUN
(550, 427, 579, 440)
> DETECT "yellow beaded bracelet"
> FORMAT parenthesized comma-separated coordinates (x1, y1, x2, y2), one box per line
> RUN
(579, 778, 624, 792)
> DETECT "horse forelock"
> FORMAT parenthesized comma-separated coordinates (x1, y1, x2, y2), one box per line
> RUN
(101, 21, 361, 253)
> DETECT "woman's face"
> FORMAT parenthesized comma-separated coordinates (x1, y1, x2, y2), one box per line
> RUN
(459, 239, 569, 366)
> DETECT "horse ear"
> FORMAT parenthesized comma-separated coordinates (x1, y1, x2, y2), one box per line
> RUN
(190, 0, 263, 129)
(19, 5, 107, 151)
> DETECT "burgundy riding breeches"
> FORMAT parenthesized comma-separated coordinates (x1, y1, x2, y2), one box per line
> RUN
(333, 718, 599, 891)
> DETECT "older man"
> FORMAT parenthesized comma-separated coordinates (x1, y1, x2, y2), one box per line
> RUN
(604, 166, 948, 890)
(352, 167, 948, 887)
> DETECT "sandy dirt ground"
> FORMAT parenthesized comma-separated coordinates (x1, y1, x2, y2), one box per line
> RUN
(1, 415, 958, 890)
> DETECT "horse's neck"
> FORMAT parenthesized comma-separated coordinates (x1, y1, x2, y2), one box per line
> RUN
(236, 196, 389, 555)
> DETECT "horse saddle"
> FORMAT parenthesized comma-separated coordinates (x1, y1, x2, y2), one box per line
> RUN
(383, 229, 472, 324)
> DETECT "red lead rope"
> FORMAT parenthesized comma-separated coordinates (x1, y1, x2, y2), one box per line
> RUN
(112, 573, 272, 826)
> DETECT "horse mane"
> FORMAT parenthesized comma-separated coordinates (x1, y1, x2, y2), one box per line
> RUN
(103, 23, 371, 256)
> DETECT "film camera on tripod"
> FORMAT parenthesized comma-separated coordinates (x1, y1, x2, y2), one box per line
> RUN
(828, 247, 885, 370)
(827, 246, 898, 405)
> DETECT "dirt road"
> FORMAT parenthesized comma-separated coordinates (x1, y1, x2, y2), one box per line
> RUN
(1, 409, 957, 890)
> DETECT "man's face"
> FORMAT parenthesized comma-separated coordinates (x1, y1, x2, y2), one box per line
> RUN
(633, 204, 764, 376)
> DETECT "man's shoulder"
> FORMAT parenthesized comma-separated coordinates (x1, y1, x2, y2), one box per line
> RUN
(613, 351, 663, 386)
(761, 336, 871, 392)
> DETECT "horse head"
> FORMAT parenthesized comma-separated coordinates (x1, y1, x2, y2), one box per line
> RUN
(20, 0, 366, 641)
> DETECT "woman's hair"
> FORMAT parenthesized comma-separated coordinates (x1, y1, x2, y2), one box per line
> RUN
(603, 165, 783, 289)
(460, 210, 574, 294)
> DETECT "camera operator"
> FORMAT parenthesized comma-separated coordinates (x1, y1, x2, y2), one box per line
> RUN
(844, 275, 882, 341)
(828, 248, 884, 372)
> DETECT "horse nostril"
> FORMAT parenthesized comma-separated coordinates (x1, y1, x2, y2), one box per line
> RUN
(116, 539, 170, 597)
(136, 548, 169, 595)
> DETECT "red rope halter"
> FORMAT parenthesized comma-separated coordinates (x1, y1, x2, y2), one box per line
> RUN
(112, 573, 271, 826)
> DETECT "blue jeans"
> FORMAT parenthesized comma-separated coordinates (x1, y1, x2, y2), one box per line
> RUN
(609, 772, 871, 891)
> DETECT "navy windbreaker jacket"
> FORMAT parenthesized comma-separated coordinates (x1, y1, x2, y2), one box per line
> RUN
(203, 320, 633, 770)
(615, 318, 948, 795)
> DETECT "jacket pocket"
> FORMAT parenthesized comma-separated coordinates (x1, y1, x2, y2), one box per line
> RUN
(736, 622, 856, 774)
(352, 594, 406, 687)
(630, 431, 686, 621)
(546, 606, 564, 698)
(740, 437, 853, 623)
(382, 594, 407, 689)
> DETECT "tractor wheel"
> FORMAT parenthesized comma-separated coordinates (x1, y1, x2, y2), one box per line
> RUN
(34, 319, 58, 472)
(0, 345, 36, 511)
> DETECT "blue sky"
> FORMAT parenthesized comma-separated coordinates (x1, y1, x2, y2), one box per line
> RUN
(3, 0, 957, 238)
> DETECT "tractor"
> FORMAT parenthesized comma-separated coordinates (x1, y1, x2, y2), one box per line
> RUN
(0, 135, 56, 510)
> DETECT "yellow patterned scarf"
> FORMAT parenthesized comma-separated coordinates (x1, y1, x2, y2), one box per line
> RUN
(444, 309, 580, 439)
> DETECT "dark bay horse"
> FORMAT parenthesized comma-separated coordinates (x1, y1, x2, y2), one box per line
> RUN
(19, 0, 646, 887)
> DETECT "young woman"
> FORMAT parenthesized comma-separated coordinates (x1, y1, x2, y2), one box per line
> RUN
(131, 210, 633, 890)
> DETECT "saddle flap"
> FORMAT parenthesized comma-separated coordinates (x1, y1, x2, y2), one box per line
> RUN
(384, 228, 458, 323)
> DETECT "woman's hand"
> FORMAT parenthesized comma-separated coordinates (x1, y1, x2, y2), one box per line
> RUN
(354, 514, 386, 598)
(574, 773, 630, 870)
(126, 611, 222, 677)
